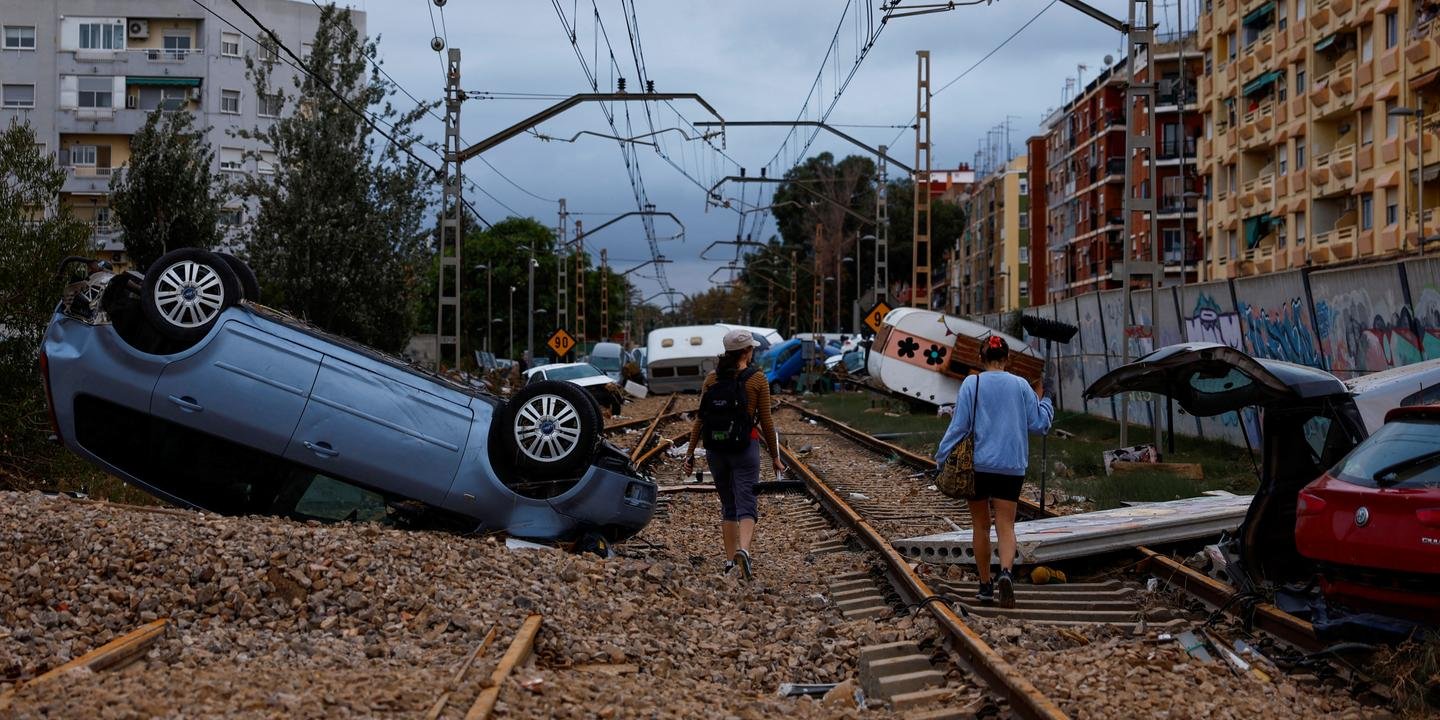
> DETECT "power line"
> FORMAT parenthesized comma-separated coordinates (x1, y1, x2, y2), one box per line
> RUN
(192, 0, 442, 176)
(887, 0, 1059, 148)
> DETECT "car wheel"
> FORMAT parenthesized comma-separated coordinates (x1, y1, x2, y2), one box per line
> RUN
(499, 380, 600, 478)
(216, 252, 261, 303)
(141, 248, 242, 345)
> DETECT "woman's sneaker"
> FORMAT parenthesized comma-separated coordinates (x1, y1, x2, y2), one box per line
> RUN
(976, 581, 995, 604)
(997, 569, 1016, 609)
(734, 549, 753, 580)
(723, 560, 736, 575)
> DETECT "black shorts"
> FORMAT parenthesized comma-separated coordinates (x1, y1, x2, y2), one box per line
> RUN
(710, 441, 760, 521)
(971, 471, 1023, 503)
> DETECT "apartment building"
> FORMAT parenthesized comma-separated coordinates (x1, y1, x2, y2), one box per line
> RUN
(1026, 136, 1049, 302)
(956, 155, 1032, 314)
(1041, 62, 1128, 302)
(1131, 33, 1205, 282)
(1196, 0, 1431, 279)
(0, 0, 359, 267)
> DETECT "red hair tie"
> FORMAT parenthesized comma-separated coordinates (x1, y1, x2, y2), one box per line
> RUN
(987, 336, 1005, 349)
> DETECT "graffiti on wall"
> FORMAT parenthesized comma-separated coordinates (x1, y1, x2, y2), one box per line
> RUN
(1316, 291, 1429, 375)
(1184, 294, 1242, 348)
(1411, 286, 1440, 361)
(1237, 297, 1323, 368)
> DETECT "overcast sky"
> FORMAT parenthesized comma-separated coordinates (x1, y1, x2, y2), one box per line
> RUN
(353, 0, 1181, 305)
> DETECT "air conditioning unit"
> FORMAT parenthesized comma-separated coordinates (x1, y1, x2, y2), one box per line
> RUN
(127, 20, 149, 39)
(125, 94, 137, 109)
(189, 86, 202, 101)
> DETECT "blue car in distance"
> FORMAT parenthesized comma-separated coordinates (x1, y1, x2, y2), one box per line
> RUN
(761, 338, 840, 392)
(41, 250, 656, 548)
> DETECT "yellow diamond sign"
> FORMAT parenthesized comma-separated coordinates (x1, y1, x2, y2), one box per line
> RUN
(547, 328, 576, 358)
(864, 301, 893, 333)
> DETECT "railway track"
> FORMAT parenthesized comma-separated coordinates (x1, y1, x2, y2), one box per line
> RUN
(612, 393, 1384, 718)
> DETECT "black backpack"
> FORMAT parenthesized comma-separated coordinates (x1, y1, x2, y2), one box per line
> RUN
(698, 367, 758, 452)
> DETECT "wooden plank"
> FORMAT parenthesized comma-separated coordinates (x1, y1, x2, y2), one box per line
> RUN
(464, 614, 543, 720)
(1112, 461, 1205, 480)
(0, 619, 168, 711)
(424, 625, 498, 720)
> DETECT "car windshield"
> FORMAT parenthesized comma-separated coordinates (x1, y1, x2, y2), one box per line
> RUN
(1331, 418, 1440, 489)
(545, 364, 605, 381)
(590, 356, 621, 373)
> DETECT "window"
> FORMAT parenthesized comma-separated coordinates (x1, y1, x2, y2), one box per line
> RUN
(1227, 229, 1238, 259)
(78, 21, 125, 50)
(1387, 188, 1399, 225)
(1386, 13, 1398, 49)
(221, 32, 241, 57)
(1296, 211, 1307, 243)
(219, 208, 243, 226)
(1386, 99, 1401, 137)
(221, 89, 241, 114)
(1277, 221, 1288, 247)
(259, 150, 277, 175)
(1361, 108, 1373, 145)
(1228, 31, 1238, 60)
(1297, 0, 1306, 20)
(301, 42, 314, 62)
(1331, 418, 1440, 490)
(1163, 228, 1183, 263)
(1019, 280, 1030, 297)
(78, 76, 113, 108)
(162, 33, 192, 59)
(1362, 25, 1374, 62)
(1279, 147, 1288, 175)
(1020, 246, 1030, 263)
(1019, 179, 1029, 195)
(1019, 212, 1030, 229)
(220, 147, 244, 172)
(258, 92, 281, 117)
(1295, 138, 1306, 168)
(69, 145, 97, 167)
(288, 474, 388, 523)
(3, 26, 36, 49)
(2, 84, 34, 108)
(1278, 0, 1288, 29)
(1296, 67, 1306, 93)
(1362, 194, 1374, 230)
(258, 36, 279, 64)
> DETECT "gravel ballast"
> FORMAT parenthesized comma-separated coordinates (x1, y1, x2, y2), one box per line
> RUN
(0, 490, 933, 718)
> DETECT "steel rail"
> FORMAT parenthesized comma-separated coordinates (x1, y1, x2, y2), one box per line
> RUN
(777, 399, 1056, 519)
(779, 444, 1070, 720)
(628, 395, 677, 464)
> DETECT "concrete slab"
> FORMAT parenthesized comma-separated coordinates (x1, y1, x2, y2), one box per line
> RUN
(892, 492, 1252, 565)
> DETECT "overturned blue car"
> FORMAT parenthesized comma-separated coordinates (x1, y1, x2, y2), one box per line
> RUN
(41, 249, 655, 548)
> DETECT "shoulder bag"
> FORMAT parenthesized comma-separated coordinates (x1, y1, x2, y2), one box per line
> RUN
(936, 375, 980, 500)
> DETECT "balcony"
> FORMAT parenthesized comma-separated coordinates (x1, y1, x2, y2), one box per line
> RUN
(1239, 101, 1276, 148)
(1330, 144, 1357, 178)
(1407, 20, 1440, 77)
(58, 48, 208, 80)
(1310, 0, 1331, 30)
(1408, 208, 1440, 247)
(1159, 136, 1198, 161)
(1311, 225, 1358, 263)
(1311, 61, 1356, 118)
(1241, 173, 1276, 206)
(61, 166, 123, 195)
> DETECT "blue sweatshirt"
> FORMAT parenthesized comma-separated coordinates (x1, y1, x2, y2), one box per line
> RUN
(934, 371, 1054, 477)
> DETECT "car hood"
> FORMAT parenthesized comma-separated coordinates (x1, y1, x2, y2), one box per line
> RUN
(1084, 342, 1346, 417)
(563, 376, 613, 388)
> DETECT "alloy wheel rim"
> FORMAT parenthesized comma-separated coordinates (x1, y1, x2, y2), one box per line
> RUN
(153, 260, 225, 328)
(514, 394, 582, 462)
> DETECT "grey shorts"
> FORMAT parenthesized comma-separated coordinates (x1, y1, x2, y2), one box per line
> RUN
(710, 441, 760, 522)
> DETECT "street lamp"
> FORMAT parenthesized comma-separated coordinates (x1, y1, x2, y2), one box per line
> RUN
(474, 264, 492, 352)
(508, 285, 517, 359)
(1391, 97, 1426, 251)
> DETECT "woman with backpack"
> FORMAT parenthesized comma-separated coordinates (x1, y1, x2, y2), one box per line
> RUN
(934, 335, 1053, 608)
(682, 329, 782, 580)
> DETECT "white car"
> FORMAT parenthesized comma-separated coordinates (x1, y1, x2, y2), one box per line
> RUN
(525, 363, 622, 414)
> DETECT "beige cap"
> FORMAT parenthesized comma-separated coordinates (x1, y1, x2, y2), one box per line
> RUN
(722, 329, 761, 351)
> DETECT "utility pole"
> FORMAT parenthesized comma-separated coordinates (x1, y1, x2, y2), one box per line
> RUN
(557, 198, 568, 338)
(435, 48, 462, 371)
(788, 250, 798, 337)
(813, 224, 824, 334)
(911, 50, 933, 308)
(574, 220, 586, 353)
(1119, 0, 1162, 453)
(600, 248, 609, 342)
(875, 144, 889, 306)
(526, 247, 535, 363)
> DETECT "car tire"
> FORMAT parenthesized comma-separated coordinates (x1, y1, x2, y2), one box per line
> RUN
(141, 248, 242, 346)
(217, 252, 261, 303)
(498, 380, 600, 478)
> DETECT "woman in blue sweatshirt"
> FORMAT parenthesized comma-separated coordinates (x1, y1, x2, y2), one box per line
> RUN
(934, 335, 1054, 608)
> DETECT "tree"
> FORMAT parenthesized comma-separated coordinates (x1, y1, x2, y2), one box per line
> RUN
(675, 285, 745, 325)
(235, 4, 433, 353)
(109, 109, 225, 270)
(0, 120, 91, 485)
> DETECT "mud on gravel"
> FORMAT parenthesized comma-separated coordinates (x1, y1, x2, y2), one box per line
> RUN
(0, 490, 928, 718)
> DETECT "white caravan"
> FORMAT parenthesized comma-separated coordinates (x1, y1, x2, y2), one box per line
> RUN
(645, 325, 730, 393)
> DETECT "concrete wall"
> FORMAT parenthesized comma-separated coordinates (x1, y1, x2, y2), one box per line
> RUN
(1006, 258, 1440, 446)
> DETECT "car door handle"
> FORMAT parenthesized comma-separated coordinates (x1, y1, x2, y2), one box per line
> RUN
(167, 395, 203, 413)
(303, 441, 339, 458)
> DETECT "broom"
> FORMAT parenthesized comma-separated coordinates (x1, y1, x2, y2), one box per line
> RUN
(1020, 315, 1078, 513)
